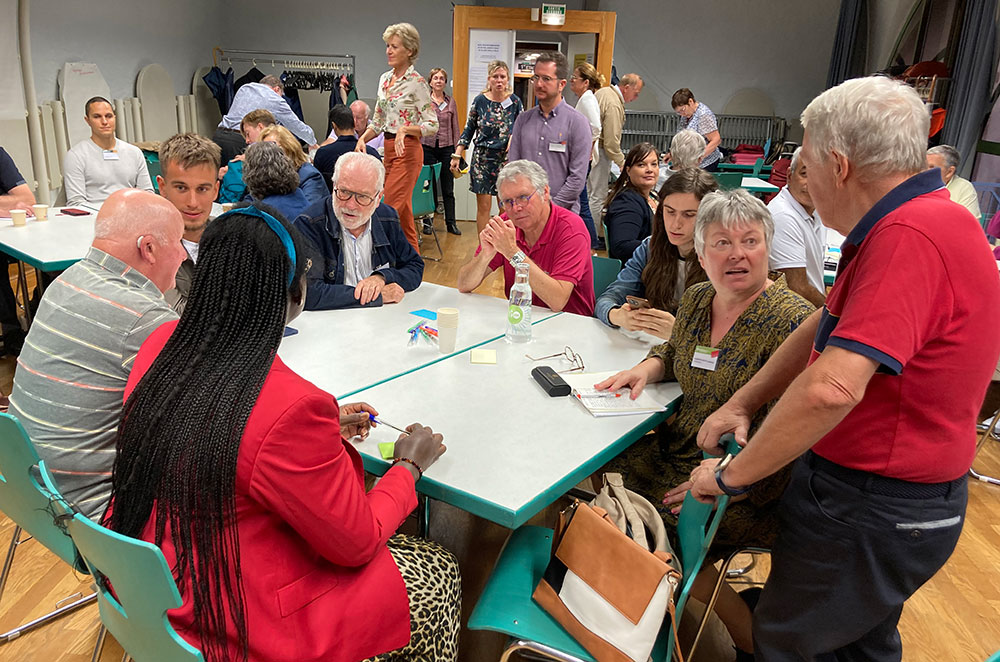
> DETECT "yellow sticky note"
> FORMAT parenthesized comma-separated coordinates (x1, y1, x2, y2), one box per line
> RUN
(470, 349, 497, 364)
(378, 442, 395, 460)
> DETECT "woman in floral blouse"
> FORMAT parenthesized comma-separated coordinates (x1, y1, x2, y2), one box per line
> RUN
(597, 188, 814, 660)
(452, 60, 523, 235)
(357, 23, 438, 254)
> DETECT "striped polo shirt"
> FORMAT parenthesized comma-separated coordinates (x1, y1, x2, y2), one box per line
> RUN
(9, 247, 177, 520)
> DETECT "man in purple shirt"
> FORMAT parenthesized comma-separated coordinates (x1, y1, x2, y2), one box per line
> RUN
(507, 52, 591, 214)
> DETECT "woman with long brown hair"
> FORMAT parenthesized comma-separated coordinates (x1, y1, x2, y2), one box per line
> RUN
(603, 142, 661, 263)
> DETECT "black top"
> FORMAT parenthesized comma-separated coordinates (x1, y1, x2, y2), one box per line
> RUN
(0, 148, 27, 194)
(313, 136, 381, 191)
(605, 188, 653, 263)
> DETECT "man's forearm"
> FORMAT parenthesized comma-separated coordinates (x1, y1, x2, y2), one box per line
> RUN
(526, 259, 572, 311)
(457, 253, 493, 292)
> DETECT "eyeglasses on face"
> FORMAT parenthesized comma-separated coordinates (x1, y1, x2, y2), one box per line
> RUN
(530, 74, 561, 85)
(525, 345, 585, 373)
(333, 188, 378, 206)
(499, 191, 536, 210)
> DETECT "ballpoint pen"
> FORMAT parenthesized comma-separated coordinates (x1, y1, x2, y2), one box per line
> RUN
(368, 413, 409, 435)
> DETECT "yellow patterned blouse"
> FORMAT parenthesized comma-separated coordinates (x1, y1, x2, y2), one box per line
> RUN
(370, 65, 439, 138)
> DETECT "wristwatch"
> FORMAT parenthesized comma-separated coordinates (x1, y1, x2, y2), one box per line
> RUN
(509, 250, 527, 267)
(714, 454, 752, 496)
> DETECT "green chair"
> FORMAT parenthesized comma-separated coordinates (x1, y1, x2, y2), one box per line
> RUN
(751, 157, 764, 178)
(0, 413, 96, 643)
(713, 172, 743, 191)
(143, 150, 162, 193)
(467, 436, 743, 662)
(987, 649, 1000, 662)
(411, 163, 443, 262)
(592, 255, 622, 297)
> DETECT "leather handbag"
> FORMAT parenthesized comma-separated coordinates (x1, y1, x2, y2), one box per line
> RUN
(532, 475, 683, 662)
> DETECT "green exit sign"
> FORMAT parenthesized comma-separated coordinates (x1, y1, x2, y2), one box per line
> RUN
(541, 3, 566, 25)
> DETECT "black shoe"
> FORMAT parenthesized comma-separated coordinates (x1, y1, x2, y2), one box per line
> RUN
(422, 220, 433, 235)
(446, 221, 462, 235)
(735, 646, 755, 662)
(592, 238, 606, 251)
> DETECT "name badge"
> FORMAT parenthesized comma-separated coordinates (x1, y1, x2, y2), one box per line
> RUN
(438, 101, 448, 111)
(501, 97, 513, 109)
(548, 142, 567, 153)
(691, 345, 720, 371)
(102, 150, 119, 161)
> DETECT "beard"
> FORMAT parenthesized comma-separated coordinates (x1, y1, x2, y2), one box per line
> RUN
(334, 203, 372, 231)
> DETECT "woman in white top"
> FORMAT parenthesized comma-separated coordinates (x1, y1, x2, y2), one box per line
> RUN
(570, 62, 605, 250)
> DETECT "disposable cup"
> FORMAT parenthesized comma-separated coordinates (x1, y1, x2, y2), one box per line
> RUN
(32, 204, 48, 220)
(438, 326, 457, 354)
(437, 307, 459, 328)
(221, 203, 235, 213)
(10, 210, 26, 227)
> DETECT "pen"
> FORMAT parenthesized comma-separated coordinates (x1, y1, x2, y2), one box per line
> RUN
(578, 391, 623, 399)
(368, 413, 409, 435)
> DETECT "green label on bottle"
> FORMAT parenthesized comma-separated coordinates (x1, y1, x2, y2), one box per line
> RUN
(507, 305, 524, 325)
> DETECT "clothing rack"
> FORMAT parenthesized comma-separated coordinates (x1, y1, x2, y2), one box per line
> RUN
(212, 47, 355, 74)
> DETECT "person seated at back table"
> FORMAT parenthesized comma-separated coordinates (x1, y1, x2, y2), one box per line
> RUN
(104, 203, 460, 662)
(926, 144, 982, 220)
(217, 109, 276, 204)
(63, 96, 154, 207)
(294, 152, 423, 310)
(658, 129, 705, 190)
(315, 105, 381, 192)
(457, 159, 594, 315)
(596, 188, 813, 660)
(9, 189, 186, 519)
(0, 146, 37, 355)
(244, 142, 311, 222)
(259, 125, 327, 207)
(596, 168, 718, 340)
(604, 142, 660, 263)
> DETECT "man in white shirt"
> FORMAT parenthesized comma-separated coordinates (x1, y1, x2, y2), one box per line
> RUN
(767, 147, 826, 307)
(926, 144, 981, 220)
(62, 97, 154, 207)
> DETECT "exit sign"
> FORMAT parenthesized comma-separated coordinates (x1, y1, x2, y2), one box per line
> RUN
(541, 3, 566, 25)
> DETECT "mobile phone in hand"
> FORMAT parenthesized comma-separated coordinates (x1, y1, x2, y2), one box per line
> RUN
(626, 295, 651, 309)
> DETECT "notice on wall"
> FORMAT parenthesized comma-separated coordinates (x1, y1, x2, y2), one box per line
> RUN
(467, 29, 513, 103)
(475, 41, 502, 64)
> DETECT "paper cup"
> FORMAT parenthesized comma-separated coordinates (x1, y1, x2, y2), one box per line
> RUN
(438, 326, 457, 354)
(10, 210, 26, 227)
(437, 307, 459, 328)
(32, 204, 48, 220)
(221, 203, 235, 213)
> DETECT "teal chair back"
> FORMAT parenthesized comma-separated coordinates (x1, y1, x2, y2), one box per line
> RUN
(65, 511, 204, 662)
(143, 150, 162, 193)
(751, 158, 764, 178)
(713, 172, 743, 191)
(592, 255, 622, 296)
(0, 414, 84, 571)
(411, 163, 441, 218)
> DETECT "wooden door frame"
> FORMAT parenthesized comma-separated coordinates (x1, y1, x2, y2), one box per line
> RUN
(452, 5, 616, 127)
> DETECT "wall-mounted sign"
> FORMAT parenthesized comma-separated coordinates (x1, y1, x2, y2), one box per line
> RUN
(541, 3, 566, 26)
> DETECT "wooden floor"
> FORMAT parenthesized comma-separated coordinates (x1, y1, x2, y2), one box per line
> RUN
(0, 215, 998, 661)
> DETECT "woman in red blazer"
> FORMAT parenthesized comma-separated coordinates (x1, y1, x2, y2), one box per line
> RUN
(104, 203, 459, 662)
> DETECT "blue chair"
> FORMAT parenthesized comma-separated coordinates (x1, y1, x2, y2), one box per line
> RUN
(412, 163, 443, 262)
(467, 436, 743, 661)
(987, 649, 1000, 662)
(0, 413, 96, 643)
(592, 255, 622, 297)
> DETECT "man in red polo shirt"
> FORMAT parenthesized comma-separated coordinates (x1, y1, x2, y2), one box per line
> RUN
(688, 76, 1000, 660)
(457, 159, 594, 315)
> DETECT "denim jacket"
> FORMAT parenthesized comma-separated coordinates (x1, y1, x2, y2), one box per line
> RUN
(294, 197, 424, 310)
(595, 236, 649, 325)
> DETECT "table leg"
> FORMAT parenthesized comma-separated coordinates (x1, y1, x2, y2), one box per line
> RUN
(16, 262, 32, 326)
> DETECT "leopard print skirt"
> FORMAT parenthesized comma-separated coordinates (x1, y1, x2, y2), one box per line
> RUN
(362, 534, 461, 662)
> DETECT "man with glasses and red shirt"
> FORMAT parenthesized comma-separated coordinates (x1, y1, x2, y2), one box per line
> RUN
(294, 152, 423, 310)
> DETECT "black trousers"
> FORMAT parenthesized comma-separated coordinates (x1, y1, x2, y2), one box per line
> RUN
(212, 127, 247, 165)
(754, 452, 967, 661)
(422, 144, 456, 224)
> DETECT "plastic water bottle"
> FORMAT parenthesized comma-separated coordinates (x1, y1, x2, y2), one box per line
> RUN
(506, 263, 532, 343)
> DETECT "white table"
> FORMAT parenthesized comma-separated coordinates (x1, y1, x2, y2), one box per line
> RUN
(278, 282, 560, 399)
(0, 207, 98, 272)
(346, 312, 683, 528)
(741, 176, 779, 194)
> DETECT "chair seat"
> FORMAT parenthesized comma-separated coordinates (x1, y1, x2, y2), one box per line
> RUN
(467, 526, 595, 661)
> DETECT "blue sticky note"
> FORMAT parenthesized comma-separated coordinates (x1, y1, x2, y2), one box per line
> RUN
(283, 326, 298, 337)
(410, 309, 437, 320)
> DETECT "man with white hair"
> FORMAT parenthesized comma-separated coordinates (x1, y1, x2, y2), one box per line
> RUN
(457, 159, 594, 315)
(9, 189, 186, 519)
(690, 76, 1000, 660)
(293, 152, 423, 310)
(767, 147, 827, 307)
(589, 73, 644, 222)
(927, 144, 981, 219)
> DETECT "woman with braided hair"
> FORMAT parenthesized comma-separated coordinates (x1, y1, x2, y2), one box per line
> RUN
(104, 202, 460, 662)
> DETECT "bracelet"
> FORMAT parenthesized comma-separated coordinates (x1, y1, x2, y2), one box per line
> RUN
(451, 154, 461, 160)
(393, 457, 424, 480)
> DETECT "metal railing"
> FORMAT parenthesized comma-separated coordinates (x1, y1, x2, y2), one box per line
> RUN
(622, 110, 787, 156)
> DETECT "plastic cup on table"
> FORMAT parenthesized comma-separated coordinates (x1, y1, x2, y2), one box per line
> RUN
(10, 210, 26, 227)
(32, 204, 48, 220)
(436, 307, 458, 354)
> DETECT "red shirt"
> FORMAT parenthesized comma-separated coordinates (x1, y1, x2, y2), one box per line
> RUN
(810, 169, 1000, 482)
(487, 202, 595, 316)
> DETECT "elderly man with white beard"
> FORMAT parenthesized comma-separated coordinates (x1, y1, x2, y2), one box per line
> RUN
(293, 152, 423, 309)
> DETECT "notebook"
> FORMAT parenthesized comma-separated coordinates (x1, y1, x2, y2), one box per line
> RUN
(562, 371, 668, 418)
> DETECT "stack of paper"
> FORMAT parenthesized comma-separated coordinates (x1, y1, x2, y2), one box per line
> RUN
(562, 371, 668, 418)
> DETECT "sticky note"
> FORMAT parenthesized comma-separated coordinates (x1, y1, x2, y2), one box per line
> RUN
(410, 309, 437, 320)
(470, 349, 497, 364)
(378, 442, 395, 460)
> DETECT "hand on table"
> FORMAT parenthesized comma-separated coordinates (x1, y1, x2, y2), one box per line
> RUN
(594, 367, 648, 399)
(393, 423, 447, 479)
(340, 402, 378, 439)
(354, 274, 386, 305)
(631, 308, 676, 339)
(483, 216, 518, 259)
(689, 457, 725, 504)
(381, 282, 405, 304)
(696, 401, 753, 456)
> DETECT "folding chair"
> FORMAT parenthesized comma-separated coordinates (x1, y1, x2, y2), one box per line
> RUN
(971, 407, 1000, 487)
(412, 163, 443, 262)
(713, 172, 742, 191)
(467, 437, 743, 661)
(591, 255, 623, 297)
(0, 413, 96, 644)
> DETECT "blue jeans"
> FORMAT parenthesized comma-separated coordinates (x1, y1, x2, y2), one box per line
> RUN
(578, 165, 600, 246)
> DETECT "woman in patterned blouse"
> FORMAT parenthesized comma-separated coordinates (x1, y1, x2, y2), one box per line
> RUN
(452, 60, 523, 235)
(357, 23, 438, 254)
(597, 188, 814, 659)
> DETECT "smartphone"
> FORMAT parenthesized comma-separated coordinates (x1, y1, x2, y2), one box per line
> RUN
(60, 208, 90, 216)
(626, 295, 651, 309)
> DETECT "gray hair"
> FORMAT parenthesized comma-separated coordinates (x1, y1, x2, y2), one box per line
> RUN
(693, 189, 774, 257)
(497, 160, 550, 195)
(383, 23, 420, 61)
(350, 99, 370, 119)
(670, 129, 706, 170)
(789, 146, 803, 176)
(243, 141, 299, 199)
(332, 151, 386, 193)
(801, 76, 929, 182)
(927, 144, 960, 171)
